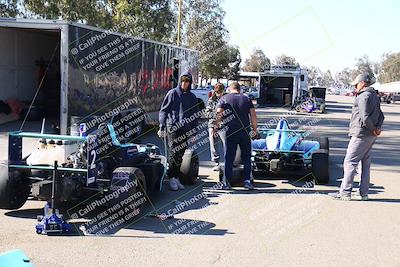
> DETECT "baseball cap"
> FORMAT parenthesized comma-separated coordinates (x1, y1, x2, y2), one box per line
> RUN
(180, 72, 192, 83)
(181, 75, 191, 82)
(350, 73, 372, 86)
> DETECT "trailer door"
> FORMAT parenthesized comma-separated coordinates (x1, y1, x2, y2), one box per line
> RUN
(0, 26, 62, 131)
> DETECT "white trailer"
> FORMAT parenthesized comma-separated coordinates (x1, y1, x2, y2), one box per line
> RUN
(256, 65, 308, 107)
(373, 81, 400, 104)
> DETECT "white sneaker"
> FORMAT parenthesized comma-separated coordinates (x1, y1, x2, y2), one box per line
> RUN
(354, 192, 368, 201)
(169, 178, 179, 191)
(176, 178, 185, 190)
(328, 192, 351, 201)
(212, 162, 220, 171)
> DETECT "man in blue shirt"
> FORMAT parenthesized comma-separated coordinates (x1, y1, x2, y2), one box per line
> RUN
(214, 82, 258, 189)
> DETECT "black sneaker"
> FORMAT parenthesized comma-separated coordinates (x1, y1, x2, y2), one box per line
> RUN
(221, 182, 231, 190)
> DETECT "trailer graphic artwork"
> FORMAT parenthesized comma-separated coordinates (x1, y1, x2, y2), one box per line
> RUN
(68, 25, 198, 122)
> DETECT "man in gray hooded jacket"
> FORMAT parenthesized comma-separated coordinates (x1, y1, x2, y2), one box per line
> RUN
(330, 73, 384, 201)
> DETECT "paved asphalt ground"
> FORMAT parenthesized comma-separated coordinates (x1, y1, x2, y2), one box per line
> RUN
(0, 95, 399, 266)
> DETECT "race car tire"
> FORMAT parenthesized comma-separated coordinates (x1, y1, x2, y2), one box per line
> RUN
(135, 159, 164, 192)
(306, 136, 329, 151)
(231, 166, 244, 186)
(0, 163, 31, 209)
(180, 149, 199, 185)
(219, 166, 244, 186)
(319, 103, 326, 113)
(233, 145, 242, 166)
(108, 167, 148, 215)
(111, 167, 144, 196)
(312, 150, 329, 184)
(317, 137, 329, 150)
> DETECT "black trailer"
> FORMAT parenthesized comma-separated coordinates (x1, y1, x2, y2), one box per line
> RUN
(0, 18, 199, 134)
(309, 87, 327, 100)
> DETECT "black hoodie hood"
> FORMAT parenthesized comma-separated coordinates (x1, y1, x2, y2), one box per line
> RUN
(159, 71, 199, 131)
(177, 71, 193, 92)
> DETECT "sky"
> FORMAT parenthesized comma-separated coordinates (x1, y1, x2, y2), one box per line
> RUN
(221, 0, 400, 74)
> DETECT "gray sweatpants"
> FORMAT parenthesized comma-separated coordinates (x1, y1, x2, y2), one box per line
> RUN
(340, 135, 377, 197)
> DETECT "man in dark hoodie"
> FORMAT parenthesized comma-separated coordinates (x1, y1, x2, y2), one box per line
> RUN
(158, 72, 200, 191)
(329, 73, 384, 201)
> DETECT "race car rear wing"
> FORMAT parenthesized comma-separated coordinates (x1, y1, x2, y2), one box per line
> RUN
(7, 131, 96, 186)
(8, 131, 86, 165)
(252, 148, 304, 154)
(256, 126, 307, 133)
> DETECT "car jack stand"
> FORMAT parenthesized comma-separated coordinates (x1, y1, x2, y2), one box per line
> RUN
(35, 161, 71, 235)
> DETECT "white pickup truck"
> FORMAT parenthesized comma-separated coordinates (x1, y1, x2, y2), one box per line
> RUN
(191, 85, 213, 110)
(243, 86, 260, 100)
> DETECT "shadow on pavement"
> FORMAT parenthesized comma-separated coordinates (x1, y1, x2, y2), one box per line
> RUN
(5, 208, 43, 219)
(4, 178, 230, 237)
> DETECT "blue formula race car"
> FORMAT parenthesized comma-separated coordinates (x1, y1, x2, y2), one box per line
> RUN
(251, 119, 330, 184)
(0, 114, 199, 212)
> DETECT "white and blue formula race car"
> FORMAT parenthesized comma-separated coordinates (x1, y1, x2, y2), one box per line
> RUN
(251, 119, 329, 184)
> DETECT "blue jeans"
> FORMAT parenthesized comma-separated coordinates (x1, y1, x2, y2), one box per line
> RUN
(224, 131, 252, 183)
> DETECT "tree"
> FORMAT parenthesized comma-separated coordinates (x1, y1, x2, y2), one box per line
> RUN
(306, 66, 336, 88)
(335, 68, 353, 88)
(199, 43, 238, 80)
(0, 0, 21, 17)
(307, 66, 324, 86)
(183, 0, 230, 80)
(353, 54, 376, 83)
(321, 70, 334, 88)
(24, 0, 115, 28)
(274, 54, 297, 65)
(18, 0, 175, 42)
(223, 45, 241, 80)
(112, 0, 175, 42)
(378, 52, 400, 83)
(242, 48, 270, 72)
